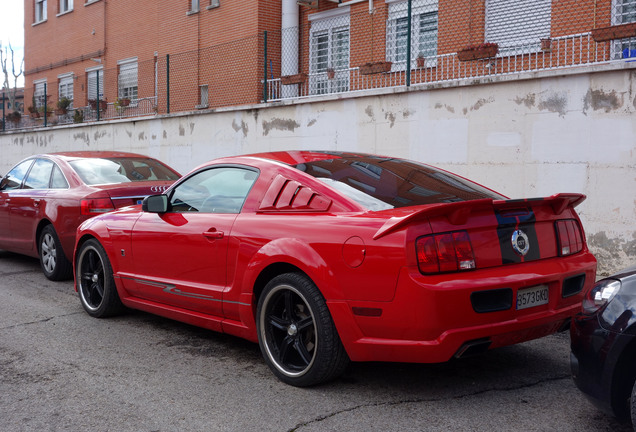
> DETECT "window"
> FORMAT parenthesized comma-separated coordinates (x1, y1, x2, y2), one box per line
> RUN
(58, 74, 73, 108)
(612, 0, 636, 59)
(197, 85, 209, 109)
(189, 0, 199, 13)
(35, 0, 47, 23)
(386, 0, 438, 69)
(485, 0, 552, 55)
(1, 160, 34, 191)
(51, 164, 69, 189)
(169, 167, 258, 214)
(118, 59, 138, 101)
(59, 0, 72, 14)
(86, 68, 104, 101)
(309, 9, 350, 95)
(24, 159, 54, 190)
(34, 80, 47, 109)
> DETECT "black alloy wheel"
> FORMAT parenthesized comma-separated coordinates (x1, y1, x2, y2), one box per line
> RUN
(76, 239, 123, 318)
(257, 273, 349, 387)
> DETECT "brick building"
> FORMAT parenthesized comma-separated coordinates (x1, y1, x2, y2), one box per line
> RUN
(22, 0, 636, 118)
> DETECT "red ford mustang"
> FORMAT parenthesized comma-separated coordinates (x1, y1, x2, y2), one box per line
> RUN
(74, 151, 597, 386)
(0, 151, 180, 280)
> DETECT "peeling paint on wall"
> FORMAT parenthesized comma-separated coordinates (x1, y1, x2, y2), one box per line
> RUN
(583, 88, 623, 113)
(588, 231, 636, 276)
(365, 105, 375, 120)
(232, 119, 248, 137)
(179, 125, 185, 136)
(262, 118, 300, 136)
(538, 92, 568, 117)
(434, 103, 455, 113)
(514, 93, 536, 108)
(385, 112, 396, 127)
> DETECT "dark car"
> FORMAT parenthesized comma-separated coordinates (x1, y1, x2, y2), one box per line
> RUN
(571, 266, 636, 429)
(74, 151, 596, 386)
(0, 151, 180, 280)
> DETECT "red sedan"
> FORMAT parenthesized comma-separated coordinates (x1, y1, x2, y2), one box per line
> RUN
(0, 151, 180, 280)
(74, 151, 597, 386)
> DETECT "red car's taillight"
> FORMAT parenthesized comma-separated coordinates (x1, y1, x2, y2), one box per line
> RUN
(555, 219, 583, 256)
(416, 230, 476, 274)
(81, 198, 116, 215)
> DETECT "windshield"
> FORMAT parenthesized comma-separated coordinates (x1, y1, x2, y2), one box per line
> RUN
(294, 155, 505, 210)
(69, 157, 180, 186)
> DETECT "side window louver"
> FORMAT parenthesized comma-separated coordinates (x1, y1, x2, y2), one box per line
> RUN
(259, 175, 331, 211)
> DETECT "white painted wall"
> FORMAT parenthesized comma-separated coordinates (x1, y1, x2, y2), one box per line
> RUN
(1, 67, 635, 275)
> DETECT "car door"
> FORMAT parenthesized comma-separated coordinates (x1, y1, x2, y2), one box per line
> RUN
(9, 158, 54, 253)
(129, 166, 258, 317)
(0, 159, 35, 251)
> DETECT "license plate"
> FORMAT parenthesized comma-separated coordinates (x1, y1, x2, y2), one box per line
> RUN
(516, 285, 549, 310)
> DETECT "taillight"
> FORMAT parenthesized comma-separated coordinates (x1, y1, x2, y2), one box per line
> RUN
(416, 230, 476, 274)
(555, 219, 583, 256)
(81, 198, 116, 215)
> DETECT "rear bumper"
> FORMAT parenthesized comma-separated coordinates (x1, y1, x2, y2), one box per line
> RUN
(329, 252, 597, 363)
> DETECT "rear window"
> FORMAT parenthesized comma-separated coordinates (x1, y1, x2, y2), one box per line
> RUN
(294, 156, 505, 210)
(69, 157, 180, 186)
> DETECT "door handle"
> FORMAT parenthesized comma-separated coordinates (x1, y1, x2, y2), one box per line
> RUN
(203, 229, 224, 239)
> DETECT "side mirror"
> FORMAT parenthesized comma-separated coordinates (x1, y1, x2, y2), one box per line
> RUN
(142, 194, 168, 213)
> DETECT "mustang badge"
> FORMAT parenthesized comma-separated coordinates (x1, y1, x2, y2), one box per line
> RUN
(511, 229, 530, 256)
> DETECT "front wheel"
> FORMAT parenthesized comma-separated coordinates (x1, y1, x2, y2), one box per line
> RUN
(39, 225, 73, 281)
(76, 239, 123, 318)
(256, 273, 349, 387)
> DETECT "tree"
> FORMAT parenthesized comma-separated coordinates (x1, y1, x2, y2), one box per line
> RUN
(1, 41, 24, 112)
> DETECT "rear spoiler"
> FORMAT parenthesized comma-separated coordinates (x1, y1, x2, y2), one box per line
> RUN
(373, 193, 586, 240)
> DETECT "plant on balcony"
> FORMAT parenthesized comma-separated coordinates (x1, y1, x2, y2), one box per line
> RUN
(326, 67, 335, 79)
(416, 53, 426, 68)
(116, 97, 131, 107)
(39, 104, 53, 116)
(28, 105, 40, 119)
(280, 73, 307, 85)
(56, 97, 71, 115)
(73, 109, 84, 123)
(591, 22, 636, 42)
(6, 111, 21, 124)
(88, 99, 108, 111)
(359, 61, 393, 75)
(457, 42, 499, 61)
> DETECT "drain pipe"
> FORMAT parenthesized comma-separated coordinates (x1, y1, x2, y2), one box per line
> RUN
(281, 0, 299, 98)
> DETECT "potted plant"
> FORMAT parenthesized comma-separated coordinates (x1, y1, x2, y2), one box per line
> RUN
(89, 99, 108, 111)
(39, 104, 53, 116)
(540, 38, 552, 52)
(56, 97, 71, 115)
(116, 97, 131, 107)
(457, 42, 499, 61)
(359, 61, 393, 75)
(416, 53, 426, 68)
(73, 109, 84, 123)
(326, 67, 335, 79)
(28, 105, 40, 119)
(280, 73, 307, 85)
(6, 111, 21, 124)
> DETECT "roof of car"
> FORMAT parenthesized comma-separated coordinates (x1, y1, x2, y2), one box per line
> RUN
(48, 151, 154, 160)
(245, 150, 379, 165)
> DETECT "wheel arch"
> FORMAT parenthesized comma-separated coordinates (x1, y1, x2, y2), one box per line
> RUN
(35, 218, 53, 253)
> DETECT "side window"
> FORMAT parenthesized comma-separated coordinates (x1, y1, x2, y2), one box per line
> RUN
(170, 167, 258, 213)
(24, 159, 54, 190)
(51, 164, 69, 189)
(1, 160, 35, 191)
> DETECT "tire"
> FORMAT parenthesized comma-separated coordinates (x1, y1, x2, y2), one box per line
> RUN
(75, 238, 124, 318)
(256, 273, 349, 387)
(631, 379, 636, 431)
(39, 225, 73, 281)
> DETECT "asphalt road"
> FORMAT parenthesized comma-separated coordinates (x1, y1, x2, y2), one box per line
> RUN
(0, 250, 631, 432)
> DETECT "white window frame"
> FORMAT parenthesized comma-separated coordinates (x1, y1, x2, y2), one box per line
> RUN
(117, 58, 138, 102)
(58, 0, 73, 14)
(188, 0, 200, 14)
(611, 0, 636, 59)
(35, 0, 47, 23)
(58, 73, 74, 108)
(485, 0, 552, 56)
(386, 0, 439, 70)
(309, 7, 350, 96)
(33, 79, 47, 109)
(86, 66, 104, 102)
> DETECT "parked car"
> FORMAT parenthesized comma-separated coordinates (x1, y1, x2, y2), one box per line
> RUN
(571, 267, 636, 429)
(74, 151, 597, 386)
(0, 151, 180, 280)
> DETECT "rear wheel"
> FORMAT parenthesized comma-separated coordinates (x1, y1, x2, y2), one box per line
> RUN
(39, 225, 72, 281)
(256, 273, 349, 387)
(76, 239, 123, 317)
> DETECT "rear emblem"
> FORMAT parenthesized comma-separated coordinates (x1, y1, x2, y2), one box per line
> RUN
(511, 230, 530, 256)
